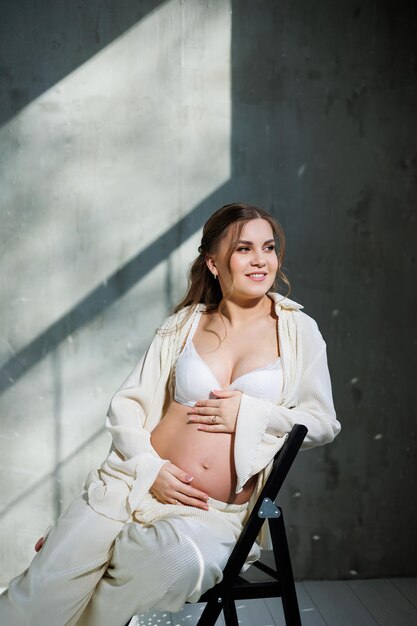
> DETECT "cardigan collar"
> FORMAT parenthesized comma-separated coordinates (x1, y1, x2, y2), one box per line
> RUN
(266, 291, 303, 311)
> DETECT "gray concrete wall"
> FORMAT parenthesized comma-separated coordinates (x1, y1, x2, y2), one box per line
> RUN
(230, 0, 417, 580)
(0, 0, 416, 585)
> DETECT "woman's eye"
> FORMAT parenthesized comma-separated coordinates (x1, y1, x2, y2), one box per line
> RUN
(237, 247, 250, 252)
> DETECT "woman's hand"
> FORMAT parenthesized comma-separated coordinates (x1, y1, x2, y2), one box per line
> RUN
(187, 389, 242, 433)
(150, 462, 209, 510)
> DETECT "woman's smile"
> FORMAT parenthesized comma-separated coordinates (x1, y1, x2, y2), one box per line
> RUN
(246, 272, 268, 282)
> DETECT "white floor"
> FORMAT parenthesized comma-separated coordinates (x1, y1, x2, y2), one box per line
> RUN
(2, 578, 416, 625)
(131, 578, 417, 626)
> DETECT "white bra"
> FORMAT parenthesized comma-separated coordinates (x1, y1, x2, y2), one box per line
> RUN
(174, 311, 283, 407)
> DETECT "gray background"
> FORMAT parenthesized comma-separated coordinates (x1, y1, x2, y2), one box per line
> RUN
(0, 0, 416, 584)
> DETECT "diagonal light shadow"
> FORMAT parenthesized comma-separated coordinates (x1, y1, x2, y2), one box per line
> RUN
(0, 0, 166, 128)
(0, 184, 235, 396)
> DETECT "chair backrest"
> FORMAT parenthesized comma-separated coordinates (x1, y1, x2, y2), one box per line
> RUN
(221, 423, 308, 583)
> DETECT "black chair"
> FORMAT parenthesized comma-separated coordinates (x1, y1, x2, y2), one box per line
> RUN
(126, 423, 307, 626)
(194, 423, 307, 626)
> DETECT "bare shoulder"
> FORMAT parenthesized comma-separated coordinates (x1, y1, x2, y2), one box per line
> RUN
(199, 308, 221, 330)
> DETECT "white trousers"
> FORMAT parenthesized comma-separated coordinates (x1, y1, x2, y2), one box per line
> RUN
(0, 491, 260, 626)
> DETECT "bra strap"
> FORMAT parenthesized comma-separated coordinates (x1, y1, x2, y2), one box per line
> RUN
(185, 310, 202, 346)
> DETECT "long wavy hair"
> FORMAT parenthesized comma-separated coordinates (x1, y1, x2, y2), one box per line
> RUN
(167, 203, 291, 331)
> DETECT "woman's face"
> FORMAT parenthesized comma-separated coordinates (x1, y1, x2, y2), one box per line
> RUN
(207, 218, 278, 299)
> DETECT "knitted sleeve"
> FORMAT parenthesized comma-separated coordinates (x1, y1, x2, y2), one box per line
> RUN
(263, 344, 339, 443)
(87, 326, 171, 521)
(233, 315, 341, 493)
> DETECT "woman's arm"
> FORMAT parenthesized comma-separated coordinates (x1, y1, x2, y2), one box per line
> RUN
(88, 307, 206, 518)
(238, 344, 340, 446)
(86, 316, 178, 520)
(233, 317, 341, 493)
(183, 312, 340, 494)
(105, 339, 210, 511)
(102, 331, 170, 506)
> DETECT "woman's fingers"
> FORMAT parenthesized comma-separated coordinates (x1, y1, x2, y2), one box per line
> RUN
(169, 476, 209, 502)
(154, 484, 209, 509)
(187, 391, 241, 433)
(174, 492, 209, 510)
(194, 398, 221, 407)
(188, 406, 222, 416)
(160, 490, 208, 509)
(196, 424, 225, 432)
(152, 462, 209, 506)
(189, 415, 223, 424)
(167, 462, 194, 484)
(179, 482, 209, 502)
(167, 463, 210, 498)
(188, 412, 226, 430)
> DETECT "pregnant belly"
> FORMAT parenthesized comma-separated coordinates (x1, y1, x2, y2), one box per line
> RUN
(150, 401, 257, 504)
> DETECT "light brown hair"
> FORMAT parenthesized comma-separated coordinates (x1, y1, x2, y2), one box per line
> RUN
(174, 203, 290, 312)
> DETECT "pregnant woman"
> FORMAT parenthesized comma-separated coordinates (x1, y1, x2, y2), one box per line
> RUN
(0, 203, 341, 625)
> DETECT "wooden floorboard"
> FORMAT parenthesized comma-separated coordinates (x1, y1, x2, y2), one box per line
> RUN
(391, 577, 417, 609)
(234, 598, 276, 625)
(348, 579, 417, 626)
(304, 580, 379, 626)
(129, 578, 417, 626)
(4, 577, 417, 624)
(266, 582, 328, 626)
(170, 603, 225, 626)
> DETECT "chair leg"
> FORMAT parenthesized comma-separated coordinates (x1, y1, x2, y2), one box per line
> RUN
(196, 596, 224, 626)
(223, 596, 239, 626)
(269, 512, 302, 626)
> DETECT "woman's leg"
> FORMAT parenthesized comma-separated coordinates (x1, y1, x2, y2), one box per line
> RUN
(0, 492, 124, 626)
(77, 514, 238, 626)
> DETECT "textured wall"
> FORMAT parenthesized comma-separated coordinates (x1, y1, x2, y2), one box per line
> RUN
(230, 0, 417, 580)
(0, 0, 416, 585)
(0, 0, 232, 583)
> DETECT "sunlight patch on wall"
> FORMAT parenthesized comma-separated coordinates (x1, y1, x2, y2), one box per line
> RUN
(0, 0, 231, 584)
(0, 0, 231, 360)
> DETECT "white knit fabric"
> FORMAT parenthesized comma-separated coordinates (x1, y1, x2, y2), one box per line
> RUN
(78, 493, 259, 626)
(0, 493, 124, 626)
(86, 291, 341, 549)
(0, 492, 259, 626)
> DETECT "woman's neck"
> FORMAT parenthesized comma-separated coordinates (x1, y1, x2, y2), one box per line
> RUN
(216, 293, 275, 328)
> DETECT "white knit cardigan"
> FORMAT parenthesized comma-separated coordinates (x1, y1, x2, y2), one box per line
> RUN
(85, 292, 341, 549)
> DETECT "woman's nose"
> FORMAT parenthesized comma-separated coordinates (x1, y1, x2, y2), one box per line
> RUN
(251, 253, 266, 266)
